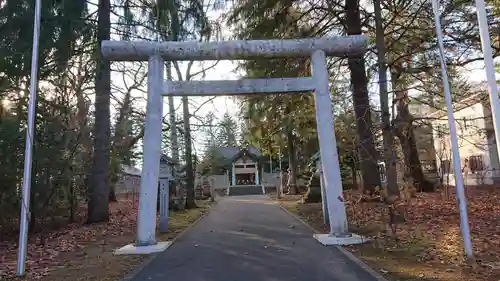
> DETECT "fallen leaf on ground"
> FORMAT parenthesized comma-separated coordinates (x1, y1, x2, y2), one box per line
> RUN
(278, 185, 500, 281)
(1, 198, 213, 281)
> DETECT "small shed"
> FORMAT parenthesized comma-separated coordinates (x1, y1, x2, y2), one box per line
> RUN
(115, 165, 142, 195)
(159, 154, 177, 180)
(159, 154, 179, 197)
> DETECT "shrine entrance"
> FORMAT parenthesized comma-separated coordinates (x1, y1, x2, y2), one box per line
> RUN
(235, 174, 255, 185)
(101, 36, 369, 253)
(229, 148, 261, 187)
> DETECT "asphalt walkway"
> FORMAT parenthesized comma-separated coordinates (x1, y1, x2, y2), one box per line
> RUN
(127, 195, 382, 281)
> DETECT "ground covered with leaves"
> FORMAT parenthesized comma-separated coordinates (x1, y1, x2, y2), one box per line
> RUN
(278, 186, 500, 281)
(0, 198, 213, 281)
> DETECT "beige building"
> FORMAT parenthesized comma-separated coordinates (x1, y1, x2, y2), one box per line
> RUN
(410, 103, 439, 177)
(429, 93, 500, 185)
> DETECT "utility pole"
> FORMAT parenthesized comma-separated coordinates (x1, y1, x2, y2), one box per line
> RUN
(225, 119, 233, 147)
(269, 154, 273, 173)
(17, 0, 42, 275)
(474, 0, 500, 165)
(275, 146, 283, 198)
(431, 0, 473, 258)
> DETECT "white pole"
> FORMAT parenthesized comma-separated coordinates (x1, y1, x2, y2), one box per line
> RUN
(136, 55, 164, 246)
(225, 170, 228, 186)
(269, 155, 273, 173)
(278, 147, 282, 197)
(432, 0, 473, 258)
(278, 147, 282, 171)
(475, 0, 500, 164)
(311, 50, 348, 235)
(231, 164, 236, 185)
(255, 167, 260, 185)
(17, 0, 42, 275)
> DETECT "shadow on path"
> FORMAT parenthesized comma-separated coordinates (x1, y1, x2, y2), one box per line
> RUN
(128, 195, 381, 281)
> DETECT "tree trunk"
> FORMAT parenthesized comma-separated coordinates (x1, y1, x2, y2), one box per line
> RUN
(167, 64, 180, 199)
(394, 128, 434, 192)
(107, 154, 119, 202)
(374, 0, 399, 198)
(88, 0, 111, 223)
(108, 82, 133, 202)
(29, 177, 37, 232)
(108, 176, 117, 201)
(392, 70, 435, 193)
(69, 179, 76, 223)
(286, 125, 298, 194)
(167, 64, 179, 163)
(345, 0, 381, 194)
(351, 166, 358, 188)
(183, 96, 196, 208)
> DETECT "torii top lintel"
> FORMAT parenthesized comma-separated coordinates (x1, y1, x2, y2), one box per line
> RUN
(100, 35, 368, 61)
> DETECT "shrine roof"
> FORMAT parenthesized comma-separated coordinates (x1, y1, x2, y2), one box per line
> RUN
(230, 148, 261, 163)
(160, 154, 178, 165)
(211, 146, 262, 166)
(214, 146, 261, 160)
(120, 165, 142, 176)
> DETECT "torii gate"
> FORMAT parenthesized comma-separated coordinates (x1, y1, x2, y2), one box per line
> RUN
(102, 36, 368, 254)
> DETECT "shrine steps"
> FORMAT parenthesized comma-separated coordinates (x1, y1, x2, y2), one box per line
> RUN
(227, 185, 265, 196)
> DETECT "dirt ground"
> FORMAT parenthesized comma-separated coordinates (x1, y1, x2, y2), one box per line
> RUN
(1, 199, 214, 281)
(275, 186, 500, 281)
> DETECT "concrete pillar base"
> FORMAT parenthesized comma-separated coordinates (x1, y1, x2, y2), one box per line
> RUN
(114, 241, 172, 255)
(313, 233, 369, 246)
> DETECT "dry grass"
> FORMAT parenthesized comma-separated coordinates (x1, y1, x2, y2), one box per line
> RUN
(2, 200, 214, 281)
(277, 186, 500, 281)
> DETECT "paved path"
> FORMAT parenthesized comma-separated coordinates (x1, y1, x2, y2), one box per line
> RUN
(128, 195, 380, 281)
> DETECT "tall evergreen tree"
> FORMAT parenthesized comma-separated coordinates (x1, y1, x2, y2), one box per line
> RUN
(88, 0, 112, 222)
(215, 113, 238, 147)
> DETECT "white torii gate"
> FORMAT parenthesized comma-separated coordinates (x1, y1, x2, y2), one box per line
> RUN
(102, 36, 368, 254)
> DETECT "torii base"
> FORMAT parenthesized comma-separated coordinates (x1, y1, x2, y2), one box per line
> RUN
(113, 241, 172, 255)
(313, 233, 369, 245)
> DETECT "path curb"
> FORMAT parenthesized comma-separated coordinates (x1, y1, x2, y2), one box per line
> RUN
(276, 200, 389, 281)
(122, 200, 217, 281)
